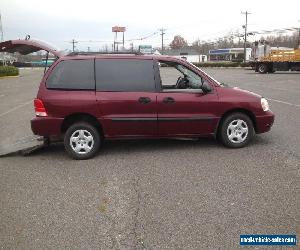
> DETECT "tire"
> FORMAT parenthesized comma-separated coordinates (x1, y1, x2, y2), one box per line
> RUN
(64, 122, 101, 160)
(218, 113, 254, 148)
(258, 63, 268, 74)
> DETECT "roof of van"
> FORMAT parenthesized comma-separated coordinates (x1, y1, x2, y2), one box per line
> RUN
(62, 53, 185, 62)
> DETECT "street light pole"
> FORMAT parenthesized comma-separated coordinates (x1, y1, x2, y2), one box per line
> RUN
(241, 11, 251, 62)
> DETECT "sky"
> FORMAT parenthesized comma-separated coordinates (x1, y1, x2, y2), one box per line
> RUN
(1, 0, 300, 51)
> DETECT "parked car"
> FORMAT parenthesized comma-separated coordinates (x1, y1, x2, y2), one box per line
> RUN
(0, 39, 275, 159)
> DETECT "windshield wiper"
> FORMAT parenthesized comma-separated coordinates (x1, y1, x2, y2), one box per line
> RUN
(219, 82, 229, 87)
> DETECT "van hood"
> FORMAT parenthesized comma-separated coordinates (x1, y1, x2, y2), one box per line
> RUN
(0, 39, 62, 57)
(217, 84, 262, 100)
(231, 86, 261, 98)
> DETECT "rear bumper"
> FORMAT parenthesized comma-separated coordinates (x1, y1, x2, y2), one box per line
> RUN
(31, 117, 63, 137)
(255, 111, 275, 134)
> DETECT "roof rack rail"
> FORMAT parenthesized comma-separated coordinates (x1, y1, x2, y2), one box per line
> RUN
(67, 51, 144, 56)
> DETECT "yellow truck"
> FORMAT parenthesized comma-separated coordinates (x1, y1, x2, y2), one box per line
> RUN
(251, 41, 300, 73)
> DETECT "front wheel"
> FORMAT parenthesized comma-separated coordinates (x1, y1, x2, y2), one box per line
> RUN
(64, 122, 101, 160)
(219, 113, 254, 148)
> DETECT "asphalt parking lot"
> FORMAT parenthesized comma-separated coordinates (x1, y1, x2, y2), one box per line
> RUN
(0, 68, 299, 249)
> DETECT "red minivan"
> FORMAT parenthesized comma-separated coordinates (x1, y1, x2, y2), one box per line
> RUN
(1, 39, 274, 159)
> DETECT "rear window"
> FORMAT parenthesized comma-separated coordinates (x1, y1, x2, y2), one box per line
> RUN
(95, 59, 155, 92)
(46, 59, 94, 90)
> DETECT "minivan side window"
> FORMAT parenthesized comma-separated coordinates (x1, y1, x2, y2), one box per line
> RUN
(158, 61, 203, 91)
(46, 59, 94, 90)
(96, 59, 155, 92)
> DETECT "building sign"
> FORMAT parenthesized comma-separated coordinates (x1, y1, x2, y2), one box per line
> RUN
(112, 26, 126, 32)
(209, 49, 230, 55)
(139, 45, 152, 54)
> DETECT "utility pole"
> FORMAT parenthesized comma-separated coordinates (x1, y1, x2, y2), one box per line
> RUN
(159, 28, 166, 55)
(241, 11, 251, 62)
(70, 39, 78, 52)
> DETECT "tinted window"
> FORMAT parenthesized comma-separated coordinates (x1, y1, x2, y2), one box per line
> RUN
(96, 59, 155, 92)
(47, 60, 94, 90)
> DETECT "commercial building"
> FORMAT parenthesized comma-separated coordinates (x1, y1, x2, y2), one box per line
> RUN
(164, 48, 207, 63)
(209, 48, 252, 62)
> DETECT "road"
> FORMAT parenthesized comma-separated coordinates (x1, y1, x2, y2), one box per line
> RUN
(0, 68, 299, 249)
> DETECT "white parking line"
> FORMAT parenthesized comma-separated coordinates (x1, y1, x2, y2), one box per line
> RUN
(0, 100, 33, 117)
(268, 98, 300, 108)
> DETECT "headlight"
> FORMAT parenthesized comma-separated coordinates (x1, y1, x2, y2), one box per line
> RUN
(261, 98, 269, 111)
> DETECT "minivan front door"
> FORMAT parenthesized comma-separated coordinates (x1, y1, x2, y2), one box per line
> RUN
(157, 91, 219, 136)
(95, 58, 157, 138)
(156, 61, 219, 136)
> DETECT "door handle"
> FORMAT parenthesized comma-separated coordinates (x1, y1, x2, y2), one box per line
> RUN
(163, 97, 175, 104)
(138, 97, 151, 104)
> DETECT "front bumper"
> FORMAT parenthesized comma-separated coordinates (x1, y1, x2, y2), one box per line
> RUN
(255, 111, 275, 134)
(31, 117, 63, 137)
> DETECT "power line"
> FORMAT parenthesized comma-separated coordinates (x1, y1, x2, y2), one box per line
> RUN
(67, 31, 159, 44)
(251, 27, 298, 35)
(126, 31, 158, 42)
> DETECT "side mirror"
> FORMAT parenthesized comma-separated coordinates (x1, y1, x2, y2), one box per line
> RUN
(201, 81, 212, 93)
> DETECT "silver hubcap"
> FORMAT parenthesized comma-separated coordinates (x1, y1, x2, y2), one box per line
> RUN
(259, 65, 266, 72)
(70, 129, 94, 154)
(227, 119, 248, 143)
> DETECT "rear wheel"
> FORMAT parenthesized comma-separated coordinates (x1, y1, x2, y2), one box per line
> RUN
(64, 122, 100, 160)
(258, 63, 268, 73)
(219, 113, 254, 148)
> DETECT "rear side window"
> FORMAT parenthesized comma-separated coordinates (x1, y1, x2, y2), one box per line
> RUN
(96, 59, 155, 92)
(46, 59, 94, 90)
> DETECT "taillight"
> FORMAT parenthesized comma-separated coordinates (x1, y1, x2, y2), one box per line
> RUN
(34, 98, 48, 117)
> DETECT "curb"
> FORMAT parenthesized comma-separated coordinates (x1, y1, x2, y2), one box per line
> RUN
(0, 75, 20, 78)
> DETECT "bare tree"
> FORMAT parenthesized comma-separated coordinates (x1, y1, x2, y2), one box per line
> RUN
(259, 32, 298, 48)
